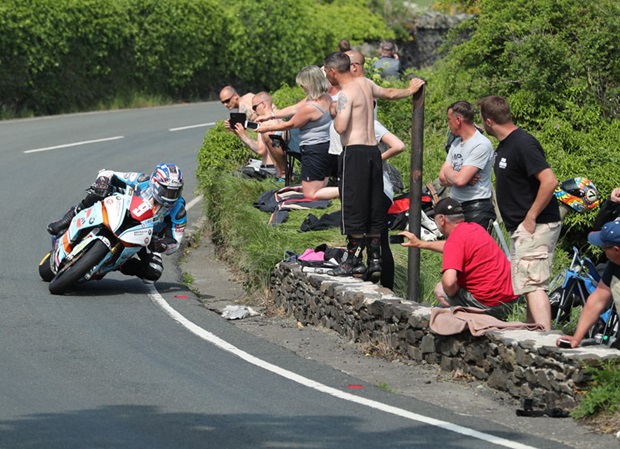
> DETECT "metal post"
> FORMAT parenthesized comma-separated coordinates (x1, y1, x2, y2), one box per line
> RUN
(407, 85, 425, 301)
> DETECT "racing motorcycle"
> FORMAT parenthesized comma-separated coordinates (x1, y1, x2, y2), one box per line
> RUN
(39, 185, 164, 295)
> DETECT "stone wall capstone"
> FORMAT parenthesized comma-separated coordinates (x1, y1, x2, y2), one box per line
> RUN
(271, 261, 620, 410)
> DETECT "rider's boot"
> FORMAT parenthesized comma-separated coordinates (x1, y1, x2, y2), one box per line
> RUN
(366, 236, 382, 284)
(328, 236, 367, 278)
(46, 192, 104, 236)
(47, 207, 77, 236)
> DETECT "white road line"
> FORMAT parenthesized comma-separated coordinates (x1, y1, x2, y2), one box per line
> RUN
(169, 122, 215, 132)
(23, 136, 124, 154)
(160, 196, 538, 448)
(185, 195, 203, 211)
(147, 287, 537, 449)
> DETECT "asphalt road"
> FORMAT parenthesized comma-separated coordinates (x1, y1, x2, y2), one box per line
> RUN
(0, 103, 588, 448)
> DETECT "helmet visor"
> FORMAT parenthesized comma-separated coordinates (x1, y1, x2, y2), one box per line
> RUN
(153, 182, 182, 204)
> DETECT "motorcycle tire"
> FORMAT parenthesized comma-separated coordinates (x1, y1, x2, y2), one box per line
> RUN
(49, 240, 109, 295)
(38, 252, 55, 282)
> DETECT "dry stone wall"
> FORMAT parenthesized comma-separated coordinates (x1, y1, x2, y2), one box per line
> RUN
(271, 262, 620, 410)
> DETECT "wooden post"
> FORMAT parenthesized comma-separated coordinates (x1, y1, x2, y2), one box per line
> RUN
(407, 85, 425, 301)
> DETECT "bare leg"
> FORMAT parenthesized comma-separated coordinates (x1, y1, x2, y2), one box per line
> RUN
(313, 186, 339, 200)
(525, 289, 551, 330)
(302, 178, 329, 199)
(265, 141, 286, 178)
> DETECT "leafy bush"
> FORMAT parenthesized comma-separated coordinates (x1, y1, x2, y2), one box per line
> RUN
(130, 0, 228, 98)
(197, 122, 251, 192)
(0, 0, 134, 115)
(572, 360, 620, 419)
(221, 0, 391, 93)
(0, 0, 390, 116)
(437, 0, 620, 125)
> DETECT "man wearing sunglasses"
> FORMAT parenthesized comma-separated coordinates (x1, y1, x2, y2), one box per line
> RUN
(219, 85, 255, 120)
(228, 92, 286, 179)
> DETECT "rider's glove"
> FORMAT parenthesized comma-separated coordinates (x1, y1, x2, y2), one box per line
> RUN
(149, 236, 177, 253)
(91, 176, 111, 197)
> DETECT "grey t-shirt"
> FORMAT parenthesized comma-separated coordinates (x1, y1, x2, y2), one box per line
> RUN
(446, 130, 494, 203)
(374, 57, 400, 78)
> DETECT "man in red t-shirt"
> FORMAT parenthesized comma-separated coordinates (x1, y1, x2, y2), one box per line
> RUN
(400, 198, 519, 319)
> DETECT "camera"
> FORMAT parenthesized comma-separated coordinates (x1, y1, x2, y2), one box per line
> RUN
(389, 234, 405, 244)
(229, 112, 246, 127)
(557, 338, 572, 348)
(229, 113, 259, 130)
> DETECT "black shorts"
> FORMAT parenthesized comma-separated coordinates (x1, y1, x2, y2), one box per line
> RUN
(339, 145, 388, 235)
(300, 142, 330, 182)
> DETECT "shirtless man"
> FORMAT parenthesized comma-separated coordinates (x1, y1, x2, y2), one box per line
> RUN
(322, 51, 424, 281)
(230, 92, 285, 177)
(219, 85, 255, 120)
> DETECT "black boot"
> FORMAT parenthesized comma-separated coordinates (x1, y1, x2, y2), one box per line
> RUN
(328, 237, 367, 278)
(366, 236, 382, 284)
(46, 191, 103, 236)
(47, 207, 76, 235)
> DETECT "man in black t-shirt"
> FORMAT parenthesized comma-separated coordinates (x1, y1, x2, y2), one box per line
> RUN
(557, 219, 620, 348)
(478, 95, 561, 331)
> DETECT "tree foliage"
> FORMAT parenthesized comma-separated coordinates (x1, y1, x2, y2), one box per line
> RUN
(436, 0, 620, 125)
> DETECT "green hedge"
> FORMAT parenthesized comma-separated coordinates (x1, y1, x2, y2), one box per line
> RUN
(0, 0, 391, 116)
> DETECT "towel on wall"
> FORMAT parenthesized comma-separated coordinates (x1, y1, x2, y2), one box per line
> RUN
(430, 306, 545, 336)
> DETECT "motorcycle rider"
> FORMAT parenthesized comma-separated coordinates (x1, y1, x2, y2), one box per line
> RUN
(47, 163, 186, 282)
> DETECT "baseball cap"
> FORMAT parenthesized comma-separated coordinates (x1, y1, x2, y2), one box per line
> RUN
(588, 219, 620, 247)
(434, 198, 464, 216)
(380, 41, 394, 51)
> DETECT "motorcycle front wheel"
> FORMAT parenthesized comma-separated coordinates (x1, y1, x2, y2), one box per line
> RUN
(49, 240, 109, 295)
(38, 252, 55, 282)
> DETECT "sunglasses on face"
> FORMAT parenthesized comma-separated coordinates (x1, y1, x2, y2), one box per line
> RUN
(221, 96, 233, 104)
(252, 101, 264, 111)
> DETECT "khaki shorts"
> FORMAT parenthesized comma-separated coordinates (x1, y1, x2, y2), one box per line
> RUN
(510, 221, 561, 295)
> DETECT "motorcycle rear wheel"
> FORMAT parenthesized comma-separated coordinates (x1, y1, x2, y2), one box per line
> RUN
(49, 240, 109, 295)
(38, 252, 55, 282)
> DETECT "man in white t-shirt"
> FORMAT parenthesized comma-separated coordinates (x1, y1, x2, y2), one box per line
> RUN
(439, 100, 496, 232)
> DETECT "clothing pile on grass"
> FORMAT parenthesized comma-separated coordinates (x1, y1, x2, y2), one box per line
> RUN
(253, 185, 332, 226)
(282, 244, 345, 274)
(235, 158, 277, 181)
(297, 187, 443, 239)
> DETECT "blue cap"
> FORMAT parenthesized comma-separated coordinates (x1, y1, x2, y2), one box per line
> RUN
(588, 219, 620, 247)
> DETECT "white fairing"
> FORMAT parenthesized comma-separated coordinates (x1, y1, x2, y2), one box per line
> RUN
(103, 194, 154, 246)
(103, 195, 127, 231)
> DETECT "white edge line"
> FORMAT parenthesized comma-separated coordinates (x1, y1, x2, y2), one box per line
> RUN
(146, 285, 538, 449)
(24, 136, 124, 154)
(161, 196, 537, 449)
(169, 122, 215, 132)
(185, 195, 202, 211)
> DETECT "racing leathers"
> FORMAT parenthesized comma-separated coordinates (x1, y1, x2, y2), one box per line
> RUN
(47, 169, 187, 282)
